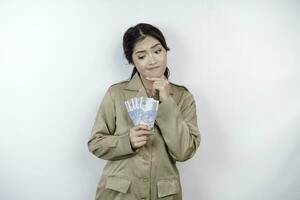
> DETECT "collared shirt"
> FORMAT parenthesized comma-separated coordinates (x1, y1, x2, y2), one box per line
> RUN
(88, 73, 201, 200)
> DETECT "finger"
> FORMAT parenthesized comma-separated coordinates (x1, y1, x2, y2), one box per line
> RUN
(152, 83, 160, 96)
(131, 137, 145, 144)
(134, 141, 147, 148)
(152, 88, 158, 97)
(132, 125, 145, 132)
(147, 77, 168, 84)
(152, 80, 166, 89)
(136, 130, 152, 136)
(132, 126, 141, 131)
(136, 124, 151, 130)
(145, 77, 163, 81)
(135, 136, 149, 143)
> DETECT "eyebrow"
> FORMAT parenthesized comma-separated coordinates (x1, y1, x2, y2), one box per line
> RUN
(134, 43, 161, 54)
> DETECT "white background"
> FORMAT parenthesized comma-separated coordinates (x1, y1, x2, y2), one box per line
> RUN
(0, 0, 299, 199)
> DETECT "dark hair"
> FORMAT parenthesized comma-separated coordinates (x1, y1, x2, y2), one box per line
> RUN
(122, 23, 170, 79)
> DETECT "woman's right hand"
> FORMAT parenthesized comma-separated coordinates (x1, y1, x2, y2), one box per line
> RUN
(129, 124, 152, 150)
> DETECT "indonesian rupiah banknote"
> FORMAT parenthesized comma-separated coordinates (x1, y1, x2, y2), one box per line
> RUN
(125, 97, 159, 129)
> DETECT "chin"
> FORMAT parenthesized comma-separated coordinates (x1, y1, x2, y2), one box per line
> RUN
(149, 71, 165, 77)
(149, 74, 163, 78)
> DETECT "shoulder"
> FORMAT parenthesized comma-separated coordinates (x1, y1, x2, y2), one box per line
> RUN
(169, 81, 190, 94)
(110, 79, 130, 89)
(106, 79, 130, 95)
(169, 81, 195, 102)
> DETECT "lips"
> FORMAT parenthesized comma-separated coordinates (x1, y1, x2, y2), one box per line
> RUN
(148, 66, 160, 70)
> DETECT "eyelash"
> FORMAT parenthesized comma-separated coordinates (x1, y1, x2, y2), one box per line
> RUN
(137, 49, 162, 60)
(155, 49, 162, 54)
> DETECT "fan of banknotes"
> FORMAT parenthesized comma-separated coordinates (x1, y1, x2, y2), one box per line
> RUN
(125, 97, 159, 128)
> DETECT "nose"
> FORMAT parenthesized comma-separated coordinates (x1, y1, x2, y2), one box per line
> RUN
(149, 53, 157, 65)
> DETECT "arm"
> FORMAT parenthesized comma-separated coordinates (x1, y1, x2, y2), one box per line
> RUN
(87, 87, 137, 161)
(155, 91, 201, 161)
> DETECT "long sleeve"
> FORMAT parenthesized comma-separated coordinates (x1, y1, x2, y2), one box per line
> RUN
(155, 91, 201, 162)
(87, 87, 137, 161)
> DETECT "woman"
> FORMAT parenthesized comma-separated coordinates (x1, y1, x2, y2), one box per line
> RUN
(88, 23, 201, 200)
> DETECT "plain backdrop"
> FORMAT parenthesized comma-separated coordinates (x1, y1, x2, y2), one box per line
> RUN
(0, 0, 299, 200)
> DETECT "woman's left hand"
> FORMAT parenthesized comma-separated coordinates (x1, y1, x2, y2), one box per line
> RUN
(146, 75, 171, 102)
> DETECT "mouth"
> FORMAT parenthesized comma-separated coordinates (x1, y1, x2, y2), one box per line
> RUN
(148, 66, 160, 70)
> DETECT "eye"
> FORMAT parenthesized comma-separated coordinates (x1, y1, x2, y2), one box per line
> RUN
(137, 55, 145, 60)
(154, 48, 162, 54)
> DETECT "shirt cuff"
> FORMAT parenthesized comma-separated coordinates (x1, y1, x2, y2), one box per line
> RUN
(117, 133, 140, 155)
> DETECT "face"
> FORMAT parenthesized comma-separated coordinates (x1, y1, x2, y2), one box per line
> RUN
(132, 36, 167, 78)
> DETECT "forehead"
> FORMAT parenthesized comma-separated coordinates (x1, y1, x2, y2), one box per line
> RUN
(133, 36, 162, 52)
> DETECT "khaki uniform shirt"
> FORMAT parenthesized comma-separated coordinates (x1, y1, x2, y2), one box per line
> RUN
(88, 73, 201, 200)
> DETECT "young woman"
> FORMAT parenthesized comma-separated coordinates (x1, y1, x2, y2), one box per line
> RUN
(88, 23, 201, 200)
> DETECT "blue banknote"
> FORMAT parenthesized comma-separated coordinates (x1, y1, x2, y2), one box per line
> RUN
(125, 97, 159, 128)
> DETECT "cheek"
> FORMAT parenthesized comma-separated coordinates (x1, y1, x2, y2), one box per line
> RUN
(133, 60, 146, 71)
(158, 52, 167, 62)
(159, 56, 167, 67)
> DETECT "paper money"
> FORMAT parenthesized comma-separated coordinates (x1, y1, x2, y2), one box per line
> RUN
(125, 97, 159, 128)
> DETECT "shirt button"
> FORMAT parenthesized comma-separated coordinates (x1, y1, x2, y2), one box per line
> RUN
(143, 177, 149, 182)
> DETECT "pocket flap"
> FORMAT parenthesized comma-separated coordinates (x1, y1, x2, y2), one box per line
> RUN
(105, 176, 131, 193)
(157, 179, 179, 198)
